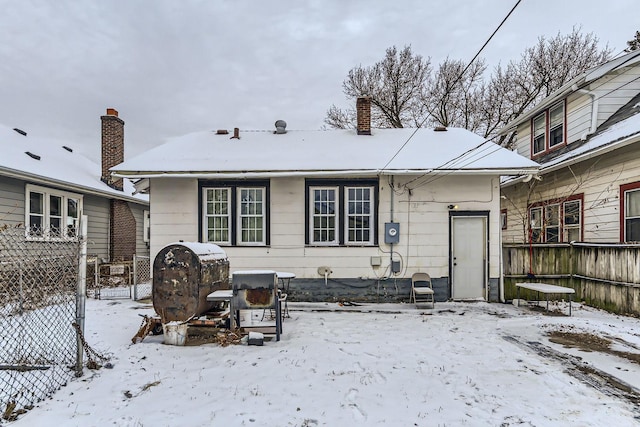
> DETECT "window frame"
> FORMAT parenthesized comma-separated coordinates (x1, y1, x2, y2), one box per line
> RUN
(305, 179, 378, 247)
(620, 181, 640, 242)
(528, 194, 583, 243)
(500, 209, 507, 230)
(199, 180, 270, 247)
(25, 184, 83, 240)
(530, 100, 566, 158)
(309, 185, 340, 246)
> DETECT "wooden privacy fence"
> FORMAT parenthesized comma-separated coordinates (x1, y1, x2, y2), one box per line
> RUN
(503, 243, 640, 316)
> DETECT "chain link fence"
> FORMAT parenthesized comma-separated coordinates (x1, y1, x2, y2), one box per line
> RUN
(133, 255, 151, 301)
(0, 225, 82, 421)
(85, 255, 151, 301)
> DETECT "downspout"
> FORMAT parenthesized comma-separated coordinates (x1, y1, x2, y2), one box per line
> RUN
(572, 84, 598, 139)
(389, 176, 394, 271)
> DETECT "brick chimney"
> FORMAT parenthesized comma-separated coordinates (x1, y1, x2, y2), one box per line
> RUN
(101, 108, 124, 191)
(356, 96, 372, 135)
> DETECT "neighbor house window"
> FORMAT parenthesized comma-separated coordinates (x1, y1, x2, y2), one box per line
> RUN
(533, 114, 546, 155)
(531, 100, 565, 157)
(306, 179, 377, 246)
(529, 194, 582, 243)
(25, 184, 82, 239)
(500, 209, 507, 230)
(563, 199, 581, 242)
(200, 181, 269, 246)
(621, 182, 640, 242)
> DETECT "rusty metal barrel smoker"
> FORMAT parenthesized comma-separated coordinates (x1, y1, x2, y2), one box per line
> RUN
(152, 242, 230, 322)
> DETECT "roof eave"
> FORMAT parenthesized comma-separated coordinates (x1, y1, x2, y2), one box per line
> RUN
(0, 166, 149, 205)
(501, 132, 640, 188)
(113, 167, 539, 180)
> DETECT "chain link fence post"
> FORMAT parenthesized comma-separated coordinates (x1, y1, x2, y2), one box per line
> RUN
(75, 216, 88, 377)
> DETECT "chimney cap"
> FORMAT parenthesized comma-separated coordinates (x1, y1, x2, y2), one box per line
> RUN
(106, 108, 118, 117)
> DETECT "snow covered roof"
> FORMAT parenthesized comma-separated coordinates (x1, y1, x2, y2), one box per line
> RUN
(0, 124, 148, 204)
(499, 50, 640, 133)
(111, 127, 538, 180)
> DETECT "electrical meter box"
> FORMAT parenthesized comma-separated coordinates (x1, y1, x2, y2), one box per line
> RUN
(384, 222, 400, 244)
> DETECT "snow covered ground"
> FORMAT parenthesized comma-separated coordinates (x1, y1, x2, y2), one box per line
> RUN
(10, 298, 640, 427)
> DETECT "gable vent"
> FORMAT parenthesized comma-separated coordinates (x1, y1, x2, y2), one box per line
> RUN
(13, 128, 27, 136)
(63, 145, 73, 152)
(25, 151, 41, 160)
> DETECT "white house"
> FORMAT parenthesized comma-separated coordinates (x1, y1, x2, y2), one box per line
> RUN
(112, 98, 537, 302)
(500, 50, 640, 244)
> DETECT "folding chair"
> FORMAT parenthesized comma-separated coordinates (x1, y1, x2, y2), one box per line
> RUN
(411, 272, 435, 308)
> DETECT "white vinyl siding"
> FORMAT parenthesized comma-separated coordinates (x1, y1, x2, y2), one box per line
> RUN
(150, 175, 503, 281)
(502, 141, 640, 244)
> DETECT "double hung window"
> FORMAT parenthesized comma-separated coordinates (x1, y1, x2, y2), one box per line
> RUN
(307, 180, 377, 246)
(532, 101, 565, 157)
(201, 181, 268, 246)
(26, 184, 82, 239)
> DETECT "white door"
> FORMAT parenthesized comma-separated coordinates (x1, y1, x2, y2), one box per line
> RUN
(451, 216, 486, 300)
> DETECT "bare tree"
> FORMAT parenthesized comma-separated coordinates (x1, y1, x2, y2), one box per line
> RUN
(626, 30, 640, 52)
(422, 58, 486, 132)
(326, 28, 611, 146)
(325, 45, 431, 129)
(490, 28, 612, 147)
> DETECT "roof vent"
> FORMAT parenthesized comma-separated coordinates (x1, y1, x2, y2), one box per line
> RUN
(25, 151, 41, 160)
(13, 128, 27, 136)
(274, 120, 287, 134)
(434, 126, 447, 132)
(63, 146, 73, 152)
(216, 129, 229, 135)
(231, 127, 240, 139)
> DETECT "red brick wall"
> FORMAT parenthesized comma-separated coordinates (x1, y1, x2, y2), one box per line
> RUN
(101, 109, 124, 191)
(110, 200, 137, 261)
(356, 96, 372, 135)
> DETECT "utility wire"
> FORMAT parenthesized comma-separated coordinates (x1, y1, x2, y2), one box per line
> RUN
(379, 0, 523, 172)
(404, 70, 640, 192)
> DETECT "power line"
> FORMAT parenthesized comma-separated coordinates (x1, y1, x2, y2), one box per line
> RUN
(406, 71, 640, 191)
(379, 0, 523, 172)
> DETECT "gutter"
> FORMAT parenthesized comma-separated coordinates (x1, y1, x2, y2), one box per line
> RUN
(0, 166, 148, 205)
(113, 168, 539, 180)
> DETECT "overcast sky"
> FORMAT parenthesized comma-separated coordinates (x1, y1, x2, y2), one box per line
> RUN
(1, 1, 637, 162)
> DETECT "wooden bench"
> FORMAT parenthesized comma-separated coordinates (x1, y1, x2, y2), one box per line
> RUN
(516, 282, 576, 316)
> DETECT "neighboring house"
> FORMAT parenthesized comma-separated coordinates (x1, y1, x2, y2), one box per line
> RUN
(500, 50, 640, 244)
(112, 97, 537, 302)
(0, 109, 150, 261)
